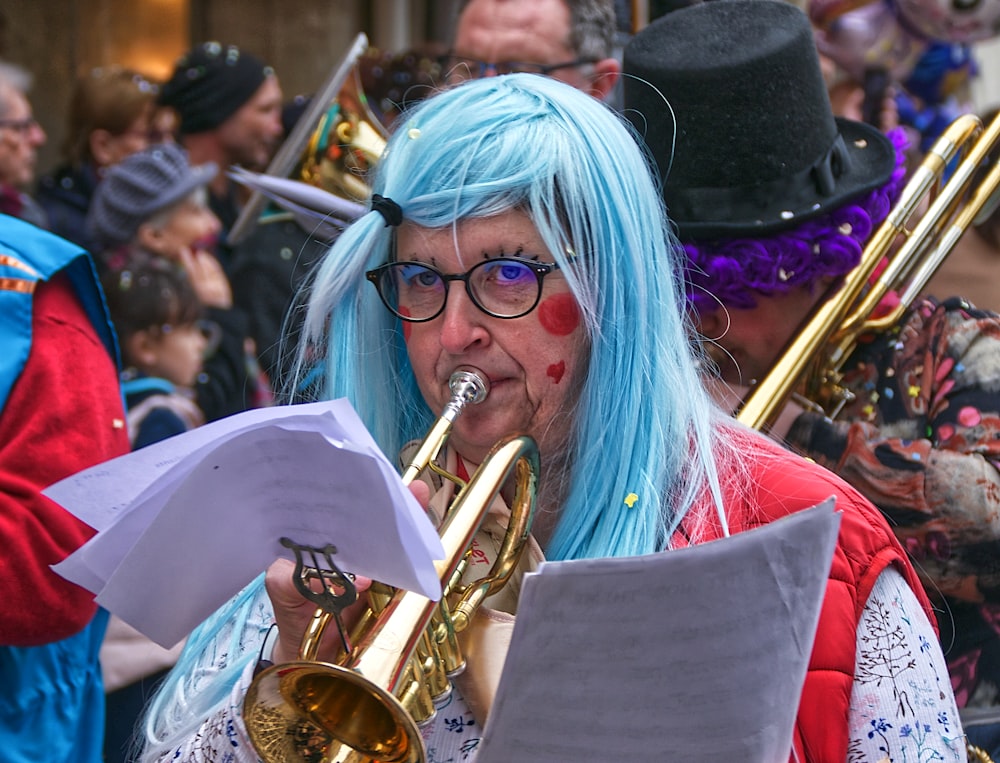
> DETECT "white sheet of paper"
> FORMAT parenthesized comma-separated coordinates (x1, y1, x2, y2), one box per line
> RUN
(46, 400, 364, 531)
(475, 499, 841, 763)
(228, 166, 364, 240)
(49, 402, 374, 592)
(47, 400, 445, 648)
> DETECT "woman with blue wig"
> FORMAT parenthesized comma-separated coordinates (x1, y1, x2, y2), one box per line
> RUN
(138, 73, 965, 762)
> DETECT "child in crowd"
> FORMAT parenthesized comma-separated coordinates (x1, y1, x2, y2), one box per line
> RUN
(101, 254, 207, 448)
(87, 143, 264, 421)
(99, 253, 208, 763)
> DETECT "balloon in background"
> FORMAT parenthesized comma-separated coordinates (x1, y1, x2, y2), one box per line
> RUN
(812, 0, 928, 81)
(894, 0, 1000, 44)
(807, 0, 998, 148)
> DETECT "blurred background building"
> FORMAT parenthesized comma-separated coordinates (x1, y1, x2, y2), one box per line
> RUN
(0, 0, 464, 175)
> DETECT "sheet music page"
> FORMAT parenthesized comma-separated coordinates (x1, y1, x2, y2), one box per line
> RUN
(46, 400, 444, 647)
(44, 400, 366, 531)
(475, 499, 841, 762)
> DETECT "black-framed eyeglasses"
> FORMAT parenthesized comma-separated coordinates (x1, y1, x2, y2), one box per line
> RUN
(438, 54, 598, 82)
(366, 257, 563, 322)
(0, 117, 39, 133)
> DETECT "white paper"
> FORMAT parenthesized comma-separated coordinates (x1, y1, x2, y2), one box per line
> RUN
(475, 499, 841, 763)
(229, 167, 365, 242)
(46, 401, 362, 531)
(46, 400, 445, 647)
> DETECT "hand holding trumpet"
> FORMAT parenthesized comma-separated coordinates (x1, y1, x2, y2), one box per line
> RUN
(264, 480, 433, 666)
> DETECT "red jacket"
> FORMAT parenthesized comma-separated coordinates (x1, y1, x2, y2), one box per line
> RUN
(0, 274, 130, 644)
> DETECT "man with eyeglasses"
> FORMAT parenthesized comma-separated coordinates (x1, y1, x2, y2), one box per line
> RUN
(445, 0, 621, 102)
(0, 62, 47, 228)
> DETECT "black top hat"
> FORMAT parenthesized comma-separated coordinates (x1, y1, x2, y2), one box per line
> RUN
(623, 0, 896, 239)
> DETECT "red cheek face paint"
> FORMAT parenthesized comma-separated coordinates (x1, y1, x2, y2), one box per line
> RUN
(547, 360, 566, 384)
(538, 294, 580, 336)
(399, 307, 412, 342)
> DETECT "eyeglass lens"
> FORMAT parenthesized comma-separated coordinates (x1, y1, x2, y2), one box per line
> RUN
(374, 258, 550, 321)
(0, 117, 38, 132)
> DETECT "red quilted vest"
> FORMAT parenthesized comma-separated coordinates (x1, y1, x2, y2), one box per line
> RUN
(687, 430, 935, 763)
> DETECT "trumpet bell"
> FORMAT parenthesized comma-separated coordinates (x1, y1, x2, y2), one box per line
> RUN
(245, 660, 424, 763)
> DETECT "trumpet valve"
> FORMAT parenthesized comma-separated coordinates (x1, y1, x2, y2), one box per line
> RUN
(395, 657, 437, 727)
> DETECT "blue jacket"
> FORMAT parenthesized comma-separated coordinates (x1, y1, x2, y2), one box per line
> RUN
(0, 214, 120, 762)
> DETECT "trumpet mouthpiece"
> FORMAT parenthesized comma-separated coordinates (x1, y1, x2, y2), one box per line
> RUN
(448, 367, 489, 407)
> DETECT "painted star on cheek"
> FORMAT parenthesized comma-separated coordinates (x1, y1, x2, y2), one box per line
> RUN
(547, 360, 566, 384)
(538, 293, 581, 336)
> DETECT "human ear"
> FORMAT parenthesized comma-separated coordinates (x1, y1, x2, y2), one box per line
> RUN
(588, 58, 621, 102)
(123, 329, 159, 371)
(136, 222, 167, 255)
(694, 306, 728, 342)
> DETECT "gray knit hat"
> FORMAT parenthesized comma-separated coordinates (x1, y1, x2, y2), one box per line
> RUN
(87, 143, 218, 251)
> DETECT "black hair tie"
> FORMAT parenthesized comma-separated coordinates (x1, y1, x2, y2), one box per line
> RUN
(371, 194, 403, 227)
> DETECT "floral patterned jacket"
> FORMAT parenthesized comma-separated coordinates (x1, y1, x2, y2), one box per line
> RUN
(787, 295, 1000, 708)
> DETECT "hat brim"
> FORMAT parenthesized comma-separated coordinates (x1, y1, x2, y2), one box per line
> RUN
(672, 118, 896, 240)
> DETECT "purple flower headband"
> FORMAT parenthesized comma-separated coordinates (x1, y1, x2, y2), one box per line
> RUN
(683, 127, 910, 311)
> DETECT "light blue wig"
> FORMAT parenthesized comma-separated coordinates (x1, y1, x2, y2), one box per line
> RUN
(142, 73, 735, 759)
(291, 73, 730, 560)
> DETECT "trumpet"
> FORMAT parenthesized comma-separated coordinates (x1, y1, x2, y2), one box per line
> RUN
(737, 110, 1000, 430)
(243, 367, 540, 763)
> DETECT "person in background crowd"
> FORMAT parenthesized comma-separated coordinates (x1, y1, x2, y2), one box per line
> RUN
(99, 254, 206, 763)
(0, 212, 130, 761)
(35, 66, 163, 254)
(443, 0, 621, 102)
(623, 0, 1000, 755)
(0, 61, 47, 227)
(103, 253, 208, 448)
(157, 41, 283, 272)
(139, 73, 964, 763)
(158, 41, 313, 395)
(87, 142, 262, 421)
(224, 90, 331, 393)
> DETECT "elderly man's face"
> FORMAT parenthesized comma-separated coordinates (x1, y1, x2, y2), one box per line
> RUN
(449, 0, 620, 100)
(0, 87, 46, 189)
